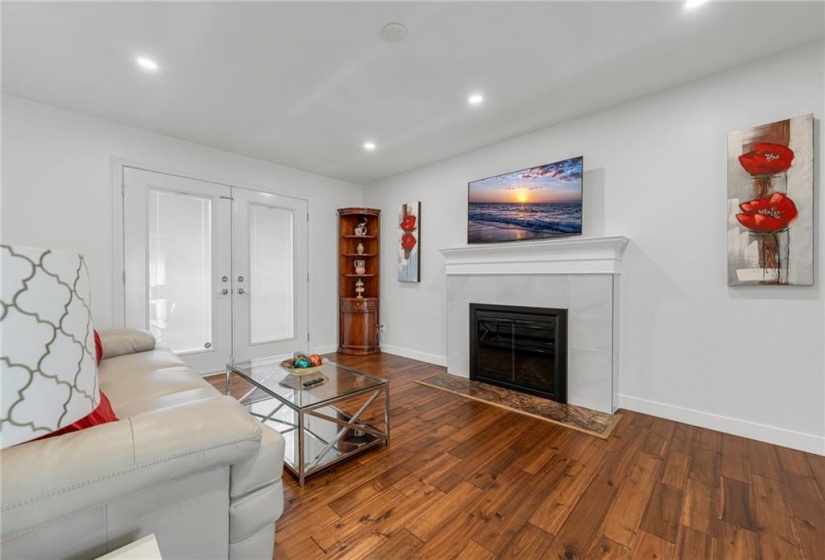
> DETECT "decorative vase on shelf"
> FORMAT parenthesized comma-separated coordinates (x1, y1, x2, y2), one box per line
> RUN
(354, 279, 365, 299)
(354, 218, 368, 237)
(354, 260, 366, 275)
(356, 242, 365, 255)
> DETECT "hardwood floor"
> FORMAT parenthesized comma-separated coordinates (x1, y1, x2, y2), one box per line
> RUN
(213, 353, 825, 559)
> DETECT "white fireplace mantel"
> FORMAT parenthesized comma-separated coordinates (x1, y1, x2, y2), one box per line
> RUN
(440, 235, 630, 276)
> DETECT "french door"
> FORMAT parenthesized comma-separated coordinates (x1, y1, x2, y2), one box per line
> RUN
(123, 168, 308, 373)
(232, 188, 308, 362)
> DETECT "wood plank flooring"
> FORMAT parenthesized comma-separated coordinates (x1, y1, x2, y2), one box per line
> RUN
(210, 353, 825, 559)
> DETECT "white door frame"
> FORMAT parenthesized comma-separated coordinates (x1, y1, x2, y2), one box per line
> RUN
(111, 158, 312, 360)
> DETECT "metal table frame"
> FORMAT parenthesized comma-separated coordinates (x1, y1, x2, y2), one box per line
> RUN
(226, 362, 390, 486)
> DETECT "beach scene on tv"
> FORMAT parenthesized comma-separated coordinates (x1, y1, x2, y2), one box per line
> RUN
(468, 156, 583, 243)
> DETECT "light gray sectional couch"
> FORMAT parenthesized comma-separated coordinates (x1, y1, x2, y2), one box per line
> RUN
(1, 329, 285, 559)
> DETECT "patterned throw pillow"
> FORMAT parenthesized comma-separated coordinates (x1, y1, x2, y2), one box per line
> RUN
(1, 245, 101, 449)
(35, 391, 118, 442)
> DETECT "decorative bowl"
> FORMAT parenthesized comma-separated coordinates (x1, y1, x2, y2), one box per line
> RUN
(280, 358, 328, 375)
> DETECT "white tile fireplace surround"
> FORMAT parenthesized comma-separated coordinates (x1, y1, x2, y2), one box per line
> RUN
(440, 236, 629, 413)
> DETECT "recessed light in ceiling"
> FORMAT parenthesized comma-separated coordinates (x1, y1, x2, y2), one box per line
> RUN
(468, 94, 484, 106)
(363, 141, 376, 151)
(136, 57, 159, 71)
(684, 0, 708, 9)
(380, 23, 408, 44)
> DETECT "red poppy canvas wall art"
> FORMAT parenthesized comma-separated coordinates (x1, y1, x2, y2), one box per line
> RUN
(399, 201, 420, 282)
(727, 114, 813, 286)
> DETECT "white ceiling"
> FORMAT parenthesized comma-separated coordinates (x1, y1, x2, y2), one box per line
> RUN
(2, 2, 823, 185)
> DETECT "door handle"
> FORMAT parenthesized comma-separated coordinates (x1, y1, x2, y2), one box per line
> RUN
(238, 288, 249, 295)
(219, 288, 229, 295)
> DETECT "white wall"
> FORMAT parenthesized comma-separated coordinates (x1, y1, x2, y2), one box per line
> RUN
(1, 95, 362, 352)
(365, 43, 825, 454)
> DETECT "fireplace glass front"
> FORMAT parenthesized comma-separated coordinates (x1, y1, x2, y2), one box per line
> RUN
(470, 303, 567, 403)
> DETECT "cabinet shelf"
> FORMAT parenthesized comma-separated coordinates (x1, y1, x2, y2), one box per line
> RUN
(343, 253, 377, 257)
(343, 235, 377, 239)
(343, 274, 376, 278)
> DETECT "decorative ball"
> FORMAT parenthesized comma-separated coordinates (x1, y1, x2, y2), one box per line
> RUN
(294, 358, 310, 368)
(309, 354, 322, 366)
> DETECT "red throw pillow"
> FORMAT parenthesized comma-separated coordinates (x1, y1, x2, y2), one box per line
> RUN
(34, 392, 119, 442)
(94, 330, 103, 365)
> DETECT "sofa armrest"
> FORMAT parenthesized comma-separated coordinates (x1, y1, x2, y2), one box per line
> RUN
(99, 329, 156, 359)
(1, 396, 262, 539)
(231, 422, 285, 498)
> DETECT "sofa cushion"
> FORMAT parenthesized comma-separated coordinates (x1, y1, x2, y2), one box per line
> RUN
(113, 387, 219, 418)
(101, 367, 211, 414)
(98, 348, 187, 382)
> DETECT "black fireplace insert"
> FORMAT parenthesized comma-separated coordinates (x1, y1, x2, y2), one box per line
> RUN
(469, 303, 567, 403)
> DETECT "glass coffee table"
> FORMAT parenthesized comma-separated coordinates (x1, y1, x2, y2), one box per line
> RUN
(226, 357, 389, 486)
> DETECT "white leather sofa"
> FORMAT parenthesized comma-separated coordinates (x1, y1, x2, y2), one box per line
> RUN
(1, 329, 285, 559)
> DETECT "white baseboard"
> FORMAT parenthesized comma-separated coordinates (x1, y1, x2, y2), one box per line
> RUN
(618, 394, 824, 456)
(312, 343, 338, 355)
(312, 342, 446, 366)
(380, 344, 447, 367)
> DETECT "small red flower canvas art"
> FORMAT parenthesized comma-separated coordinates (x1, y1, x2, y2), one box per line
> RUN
(398, 202, 420, 282)
(727, 114, 813, 286)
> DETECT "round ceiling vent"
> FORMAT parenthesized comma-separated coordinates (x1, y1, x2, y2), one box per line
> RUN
(380, 23, 408, 44)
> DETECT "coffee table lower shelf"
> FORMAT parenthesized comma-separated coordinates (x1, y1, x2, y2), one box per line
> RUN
(244, 386, 389, 486)
(227, 359, 390, 486)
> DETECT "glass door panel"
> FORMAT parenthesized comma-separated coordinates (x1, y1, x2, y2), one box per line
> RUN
(249, 204, 294, 343)
(148, 190, 213, 353)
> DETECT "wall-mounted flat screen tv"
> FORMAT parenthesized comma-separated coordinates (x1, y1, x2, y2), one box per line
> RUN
(468, 156, 583, 244)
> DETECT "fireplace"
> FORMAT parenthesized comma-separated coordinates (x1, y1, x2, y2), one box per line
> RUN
(470, 303, 567, 403)
(443, 237, 628, 413)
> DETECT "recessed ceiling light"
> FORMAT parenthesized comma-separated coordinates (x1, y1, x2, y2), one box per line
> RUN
(468, 94, 484, 106)
(684, 0, 708, 9)
(136, 57, 159, 71)
(363, 141, 376, 151)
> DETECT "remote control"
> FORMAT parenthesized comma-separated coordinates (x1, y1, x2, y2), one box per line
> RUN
(302, 378, 323, 387)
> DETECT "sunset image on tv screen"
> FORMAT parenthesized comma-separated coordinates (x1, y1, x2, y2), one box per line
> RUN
(468, 156, 583, 244)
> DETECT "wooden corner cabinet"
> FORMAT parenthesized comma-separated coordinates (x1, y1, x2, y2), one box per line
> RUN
(338, 208, 381, 355)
